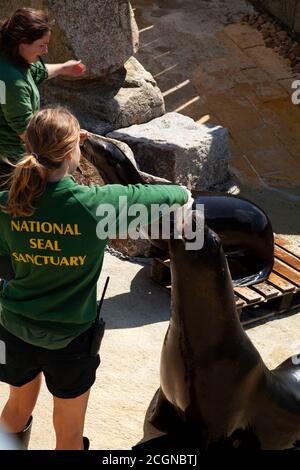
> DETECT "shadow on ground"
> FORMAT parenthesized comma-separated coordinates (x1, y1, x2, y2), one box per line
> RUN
(101, 265, 171, 330)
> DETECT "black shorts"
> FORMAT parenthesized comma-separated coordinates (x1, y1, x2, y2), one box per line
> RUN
(0, 324, 100, 399)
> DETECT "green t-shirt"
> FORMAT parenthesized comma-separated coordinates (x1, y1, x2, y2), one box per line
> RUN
(0, 54, 48, 161)
(0, 177, 188, 349)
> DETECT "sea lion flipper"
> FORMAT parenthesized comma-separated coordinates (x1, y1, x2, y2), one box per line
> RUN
(133, 388, 187, 451)
(145, 388, 182, 433)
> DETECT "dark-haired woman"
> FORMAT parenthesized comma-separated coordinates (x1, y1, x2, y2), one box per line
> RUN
(0, 8, 86, 175)
(0, 8, 86, 282)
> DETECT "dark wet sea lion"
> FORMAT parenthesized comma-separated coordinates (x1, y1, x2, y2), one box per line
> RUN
(82, 133, 300, 449)
(81, 134, 273, 286)
(135, 226, 300, 450)
(81, 133, 170, 186)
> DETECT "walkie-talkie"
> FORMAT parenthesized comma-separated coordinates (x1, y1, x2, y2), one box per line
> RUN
(89, 276, 110, 357)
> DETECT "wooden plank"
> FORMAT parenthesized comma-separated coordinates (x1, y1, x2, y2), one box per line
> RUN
(234, 294, 247, 308)
(251, 282, 281, 299)
(234, 287, 264, 304)
(275, 235, 300, 259)
(274, 245, 300, 272)
(152, 231, 300, 325)
(279, 293, 294, 312)
(241, 312, 276, 327)
(267, 272, 296, 293)
(273, 259, 300, 288)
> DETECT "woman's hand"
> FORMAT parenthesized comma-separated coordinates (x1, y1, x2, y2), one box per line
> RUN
(62, 60, 86, 77)
(80, 129, 89, 146)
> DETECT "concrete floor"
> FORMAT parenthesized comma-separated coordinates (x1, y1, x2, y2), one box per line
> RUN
(1, 0, 300, 450)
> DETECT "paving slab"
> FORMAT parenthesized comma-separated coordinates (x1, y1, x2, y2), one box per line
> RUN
(223, 23, 265, 49)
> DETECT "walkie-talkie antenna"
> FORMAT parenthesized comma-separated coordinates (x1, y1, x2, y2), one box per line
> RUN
(96, 276, 110, 320)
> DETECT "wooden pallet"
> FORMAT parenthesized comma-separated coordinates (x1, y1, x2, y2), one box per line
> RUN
(151, 234, 300, 326)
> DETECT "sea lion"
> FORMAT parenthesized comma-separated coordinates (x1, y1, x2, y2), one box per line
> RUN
(81, 133, 170, 186)
(82, 134, 300, 449)
(81, 134, 273, 286)
(134, 225, 300, 450)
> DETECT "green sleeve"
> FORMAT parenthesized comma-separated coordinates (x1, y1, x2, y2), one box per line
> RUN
(1, 78, 33, 135)
(81, 183, 188, 238)
(91, 183, 188, 213)
(30, 59, 48, 85)
(115, 184, 188, 211)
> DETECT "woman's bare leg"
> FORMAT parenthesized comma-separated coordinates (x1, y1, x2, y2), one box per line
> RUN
(53, 389, 90, 450)
(1, 373, 42, 432)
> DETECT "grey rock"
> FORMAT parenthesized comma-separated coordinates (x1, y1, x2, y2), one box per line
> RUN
(41, 57, 165, 131)
(0, 0, 139, 78)
(109, 238, 153, 258)
(108, 112, 231, 190)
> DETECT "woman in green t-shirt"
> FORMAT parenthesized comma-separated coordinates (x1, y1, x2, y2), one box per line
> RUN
(0, 7, 86, 175)
(0, 107, 189, 450)
(0, 8, 87, 282)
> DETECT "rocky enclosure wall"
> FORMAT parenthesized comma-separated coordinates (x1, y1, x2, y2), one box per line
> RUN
(250, 1, 300, 38)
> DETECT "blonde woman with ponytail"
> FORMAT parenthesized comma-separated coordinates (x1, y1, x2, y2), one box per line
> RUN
(0, 107, 190, 450)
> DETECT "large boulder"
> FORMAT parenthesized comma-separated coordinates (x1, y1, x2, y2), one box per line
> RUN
(0, 0, 139, 78)
(41, 57, 165, 135)
(108, 112, 231, 190)
(41, 57, 165, 132)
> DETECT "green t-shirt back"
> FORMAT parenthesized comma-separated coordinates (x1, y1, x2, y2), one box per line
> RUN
(0, 54, 48, 160)
(0, 178, 188, 349)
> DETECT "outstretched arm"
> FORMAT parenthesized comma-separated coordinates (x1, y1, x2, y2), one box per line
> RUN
(45, 60, 86, 79)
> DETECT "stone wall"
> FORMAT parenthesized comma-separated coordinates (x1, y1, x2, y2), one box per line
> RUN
(251, 1, 300, 38)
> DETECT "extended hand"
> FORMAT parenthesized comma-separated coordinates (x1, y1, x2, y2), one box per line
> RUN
(62, 60, 86, 77)
(174, 187, 195, 237)
(80, 129, 89, 145)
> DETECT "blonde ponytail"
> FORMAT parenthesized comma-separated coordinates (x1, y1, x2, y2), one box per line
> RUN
(4, 154, 47, 217)
(2, 107, 80, 218)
